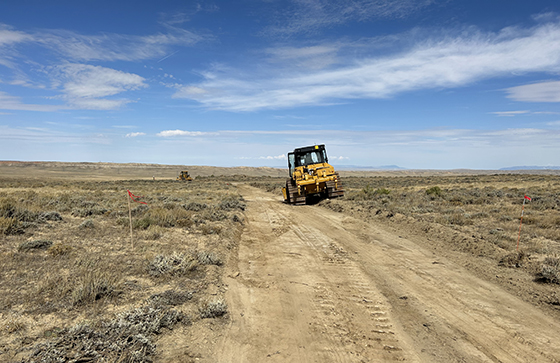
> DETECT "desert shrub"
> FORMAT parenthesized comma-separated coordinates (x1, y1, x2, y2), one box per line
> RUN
(48, 243, 73, 257)
(149, 290, 193, 306)
(26, 305, 184, 362)
(199, 223, 222, 235)
(131, 204, 149, 216)
(79, 219, 95, 229)
(375, 188, 391, 195)
(199, 298, 228, 318)
(541, 256, 560, 283)
(218, 195, 246, 211)
(196, 208, 227, 223)
(18, 239, 53, 251)
(141, 225, 165, 240)
(183, 202, 208, 211)
(426, 186, 442, 197)
(197, 251, 223, 266)
(147, 253, 198, 277)
(40, 211, 62, 221)
(232, 214, 244, 224)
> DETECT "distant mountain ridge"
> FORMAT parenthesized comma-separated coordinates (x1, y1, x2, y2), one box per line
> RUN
(500, 166, 560, 170)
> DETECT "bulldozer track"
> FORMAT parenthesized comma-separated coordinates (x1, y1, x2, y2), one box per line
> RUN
(214, 185, 560, 363)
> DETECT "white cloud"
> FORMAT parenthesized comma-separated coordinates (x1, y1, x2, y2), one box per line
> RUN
(0, 26, 30, 46)
(126, 132, 146, 137)
(157, 129, 212, 137)
(50, 64, 146, 110)
(490, 110, 530, 117)
(175, 20, 560, 111)
(506, 80, 560, 102)
(547, 120, 560, 126)
(259, 154, 287, 160)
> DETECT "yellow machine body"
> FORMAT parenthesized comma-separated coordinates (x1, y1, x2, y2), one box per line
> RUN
(282, 145, 344, 205)
(176, 170, 193, 181)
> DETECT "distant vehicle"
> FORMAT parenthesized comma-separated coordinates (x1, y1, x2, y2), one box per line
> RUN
(176, 170, 193, 181)
(282, 144, 344, 205)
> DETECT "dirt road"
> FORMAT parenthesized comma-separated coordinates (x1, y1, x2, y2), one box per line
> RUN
(214, 185, 560, 362)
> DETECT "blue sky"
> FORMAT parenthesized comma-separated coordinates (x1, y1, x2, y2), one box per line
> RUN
(1, 0, 560, 169)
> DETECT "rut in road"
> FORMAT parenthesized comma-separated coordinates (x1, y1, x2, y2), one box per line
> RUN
(215, 185, 560, 363)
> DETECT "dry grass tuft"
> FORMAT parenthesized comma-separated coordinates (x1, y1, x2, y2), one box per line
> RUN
(2, 316, 26, 335)
(47, 242, 73, 257)
(71, 263, 120, 306)
(541, 256, 560, 284)
(0, 216, 21, 235)
(499, 250, 528, 268)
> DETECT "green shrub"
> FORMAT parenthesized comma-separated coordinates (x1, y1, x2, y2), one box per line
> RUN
(426, 186, 442, 197)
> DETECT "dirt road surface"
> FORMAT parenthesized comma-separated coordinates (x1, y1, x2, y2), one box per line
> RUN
(214, 185, 560, 362)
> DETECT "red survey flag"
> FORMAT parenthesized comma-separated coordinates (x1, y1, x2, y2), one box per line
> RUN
(128, 190, 147, 205)
(524, 195, 531, 201)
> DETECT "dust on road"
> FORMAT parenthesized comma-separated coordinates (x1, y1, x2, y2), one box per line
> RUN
(214, 185, 560, 362)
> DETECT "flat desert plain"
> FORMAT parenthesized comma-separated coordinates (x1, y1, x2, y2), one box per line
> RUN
(1, 162, 560, 362)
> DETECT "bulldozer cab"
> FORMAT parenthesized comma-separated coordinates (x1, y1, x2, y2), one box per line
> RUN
(288, 145, 328, 177)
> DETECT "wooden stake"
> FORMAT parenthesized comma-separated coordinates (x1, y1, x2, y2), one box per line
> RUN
(516, 198, 526, 251)
(128, 191, 133, 248)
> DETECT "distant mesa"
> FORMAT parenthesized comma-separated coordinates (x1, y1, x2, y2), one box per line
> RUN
(500, 166, 560, 170)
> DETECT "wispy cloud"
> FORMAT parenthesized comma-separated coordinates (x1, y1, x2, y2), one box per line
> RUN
(151, 127, 560, 149)
(506, 80, 560, 102)
(0, 22, 208, 111)
(0, 91, 64, 112)
(174, 20, 560, 111)
(490, 110, 530, 117)
(263, 0, 435, 37)
(126, 132, 146, 137)
(156, 129, 215, 137)
(0, 24, 207, 63)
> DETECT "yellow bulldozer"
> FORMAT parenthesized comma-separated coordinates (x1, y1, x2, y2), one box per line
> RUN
(176, 170, 193, 181)
(282, 144, 344, 205)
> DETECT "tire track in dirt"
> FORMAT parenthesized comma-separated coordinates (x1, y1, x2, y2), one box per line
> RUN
(215, 185, 560, 362)
(215, 187, 414, 362)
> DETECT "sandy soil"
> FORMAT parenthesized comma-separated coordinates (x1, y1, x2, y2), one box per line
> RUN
(210, 185, 560, 362)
